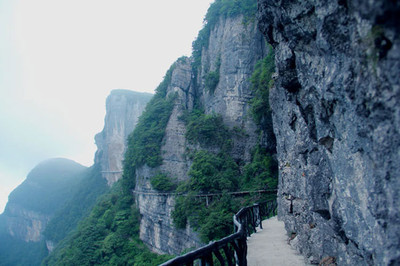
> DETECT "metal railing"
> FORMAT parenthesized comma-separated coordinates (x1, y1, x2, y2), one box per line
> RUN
(160, 196, 277, 266)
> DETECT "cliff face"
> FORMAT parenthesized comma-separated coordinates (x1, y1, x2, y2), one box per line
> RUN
(95, 90, 152, 185)
(258, 0, 400, 264)
(135, 59, 201, 255)
(198, 16, 268, 161)
(4, 203, 50, 242)
(135, 15, 268, 255)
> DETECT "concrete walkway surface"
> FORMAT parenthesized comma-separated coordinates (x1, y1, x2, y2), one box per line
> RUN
(247, 216, 306, 266)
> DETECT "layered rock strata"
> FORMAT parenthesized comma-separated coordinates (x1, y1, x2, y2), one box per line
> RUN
(198, 16, 268, 160)
(135, 15, 271, 254)
(95, 90, 152, 185)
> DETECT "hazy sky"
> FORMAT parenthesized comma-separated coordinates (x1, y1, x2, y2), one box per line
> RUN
(0, 0, 214, 213)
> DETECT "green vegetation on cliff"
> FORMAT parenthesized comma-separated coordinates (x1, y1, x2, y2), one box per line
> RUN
(0, 158, 93, 266)
(183, 109, 231, 149)
(204, 56, 221, 93)
(123, 64, 176, 188)
(0, 232, 48, 266)
(43, 183, 172, 265)
(172, 148, 277, 242)
(44, 66, 178, 265)
(242, 146, 278, 190)
(150, 172, 177, 192)
(43, 165, 108, 243)
(250, 45, 275, 127)
(185, 150, 240, 194)
(172, 109, 277, 242)
(42, 2, 275, 264)
(249, 45, 277, 153)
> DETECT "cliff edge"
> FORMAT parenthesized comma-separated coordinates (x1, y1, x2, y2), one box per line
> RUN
(95, 90, 152, 185)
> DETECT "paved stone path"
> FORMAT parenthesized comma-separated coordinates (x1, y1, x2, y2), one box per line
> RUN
(247, 216, 306, 266)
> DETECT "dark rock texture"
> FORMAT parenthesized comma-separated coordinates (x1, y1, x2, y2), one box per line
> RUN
(95, 90, 152, 185)
(258, 0, 400, 265)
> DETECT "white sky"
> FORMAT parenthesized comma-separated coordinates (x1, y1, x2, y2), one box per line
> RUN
(0, 0, 214, 213)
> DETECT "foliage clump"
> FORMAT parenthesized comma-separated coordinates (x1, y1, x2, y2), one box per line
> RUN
(250, 45, 275, 127)
(205, 71, 220, 93)
(172, 149, 277, 242)
(43, 183, 173, 265)
(188, 151, 240, 193)
(173, 192, 240, 242)
(204, 57, 221, 93)
(44, 166, 108, 243)
(183, 109, 231, 149)
(150, 173, 177, 192)
(171, 107, 277, 243)
(172, 151, 241, 241)
(123, 64, 177, 189)
(241, 146, 278, 190)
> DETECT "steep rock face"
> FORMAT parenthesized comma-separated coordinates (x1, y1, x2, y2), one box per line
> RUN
(258, 0, 400, 264)
(135, 59, 203, 255)
(198, 16, 267, 161)
(135, 182, 202, 255)
(135, 15, 270, 255)
(160, 59, 193, 181)
(4, 203, 50, 242)
(95, 90, 152, 185)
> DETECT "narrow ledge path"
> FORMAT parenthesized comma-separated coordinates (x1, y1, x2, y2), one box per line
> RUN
(247, 216, 306, 266)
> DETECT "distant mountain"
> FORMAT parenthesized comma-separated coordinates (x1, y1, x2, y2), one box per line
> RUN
(0, 90, 152, 265)
(0, 158, 88, 265)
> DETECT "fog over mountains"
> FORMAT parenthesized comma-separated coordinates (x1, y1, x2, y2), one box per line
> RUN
(0, 0, 214, 213)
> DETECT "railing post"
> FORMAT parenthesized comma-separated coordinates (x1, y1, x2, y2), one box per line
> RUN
(241, 237, 247, 266)
(231, 239, 242, 265)
(223, 245, 234, 266)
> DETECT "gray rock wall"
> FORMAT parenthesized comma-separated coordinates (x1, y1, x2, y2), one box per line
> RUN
(4, 203, 50, 242)
(161, 58, 193, 181)
(198, 16, 267, 162)
(95, 90, 152, 185)
(135, 186, 202, 255)
(258, 0, 400, 264)
(135, 15, 272, 255)
(134, 60, 203, 255)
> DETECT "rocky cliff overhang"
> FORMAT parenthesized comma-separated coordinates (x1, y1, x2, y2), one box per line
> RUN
(257, 0, 400, 265)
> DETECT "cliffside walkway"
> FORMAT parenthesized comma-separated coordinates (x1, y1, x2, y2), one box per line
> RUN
(161, 199, 283, 266)
(247, 216, 305, 266)
(160, 195, 306, 266)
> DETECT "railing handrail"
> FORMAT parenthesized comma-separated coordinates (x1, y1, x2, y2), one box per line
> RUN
(160, 191, 277, 266)
(133, 189, 277, 197)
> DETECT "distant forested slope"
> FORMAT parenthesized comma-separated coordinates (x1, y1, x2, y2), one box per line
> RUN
(0, 158, 90, 265)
